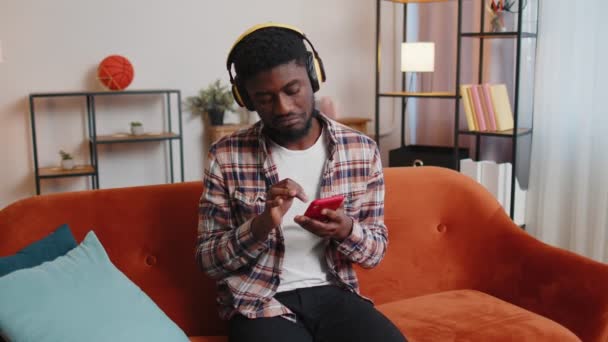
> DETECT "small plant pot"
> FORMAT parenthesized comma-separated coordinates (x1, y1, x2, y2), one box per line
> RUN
(131, 125, 144, 135)
(61, 159, 75, 170)
(208, 110, 225, 126)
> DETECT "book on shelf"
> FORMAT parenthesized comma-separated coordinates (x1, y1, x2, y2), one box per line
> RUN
(469, 85, 487, 131)
(460, 158, 481, 182)
(475, 85, 495, 131)
(513, 177, 526, 227)
(479, 160, 502, 206)
(481, 84, 497, 131)
(489, 84, 514, 131)
(459, 85, 478, 131)
(459, 159, 526, 226)
(460, 83, 515, 133)
(502, 162, 513, 214)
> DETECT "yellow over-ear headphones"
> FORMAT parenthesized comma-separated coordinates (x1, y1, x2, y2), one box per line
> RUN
(226, 23, 327, 111)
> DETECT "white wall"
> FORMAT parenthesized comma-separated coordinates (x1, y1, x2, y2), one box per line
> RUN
(0, 0, 407, 208)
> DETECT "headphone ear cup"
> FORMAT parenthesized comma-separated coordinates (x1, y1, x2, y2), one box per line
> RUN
(231, 84, 245, 108)
(306, 52, 320, 93)
(313, 54, 326, 83)
(233, 78, 255, 111)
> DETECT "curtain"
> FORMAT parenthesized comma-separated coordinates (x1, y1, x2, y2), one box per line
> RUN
(527, 0, 608, 262)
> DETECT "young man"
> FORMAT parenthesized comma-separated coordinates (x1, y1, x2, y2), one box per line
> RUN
(196, 24, 406, 342)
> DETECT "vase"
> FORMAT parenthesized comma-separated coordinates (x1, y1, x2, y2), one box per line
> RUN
(491, 11, 515, 32)
(61, 159, 75, 170)
(208, 109, 225, 126)
(131, 125, 144, 135)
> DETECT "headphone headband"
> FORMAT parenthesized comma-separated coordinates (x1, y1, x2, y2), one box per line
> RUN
(226, 22, 325, 82)
(226, 22, 326, 110)
(226, 23, 305, 69)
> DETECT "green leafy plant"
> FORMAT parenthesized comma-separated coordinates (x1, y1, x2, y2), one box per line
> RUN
(130, 121, 142, 127)
(185, 79, 235, 117)
(59, 150, 73, 160)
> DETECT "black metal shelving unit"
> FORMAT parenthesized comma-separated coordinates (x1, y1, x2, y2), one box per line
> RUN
(455, 0, 539, 220)
(29, 89, 184, 195)
(374, 0, 467, 167)
(374, 0, 539, 222)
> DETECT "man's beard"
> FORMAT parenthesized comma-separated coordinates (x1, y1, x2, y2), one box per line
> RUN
(263, 96, 316, 144)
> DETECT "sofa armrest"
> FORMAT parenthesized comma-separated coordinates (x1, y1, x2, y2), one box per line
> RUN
(478, 210, 608, 342)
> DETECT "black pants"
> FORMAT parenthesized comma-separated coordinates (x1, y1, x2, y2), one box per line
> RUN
(228, 285, 407, 342)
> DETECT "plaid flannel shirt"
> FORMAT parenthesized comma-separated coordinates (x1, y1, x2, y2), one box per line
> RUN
(196, 113, 387, 321)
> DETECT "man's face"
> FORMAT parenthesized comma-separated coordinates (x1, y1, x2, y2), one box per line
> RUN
(244, 60, 315, 143)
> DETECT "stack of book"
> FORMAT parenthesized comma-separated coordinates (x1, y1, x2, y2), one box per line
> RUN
(460, 158, 526, 226)
(460, 83, 514, 132)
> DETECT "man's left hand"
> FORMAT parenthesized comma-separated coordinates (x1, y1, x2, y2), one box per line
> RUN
(294, 208, 353, 241)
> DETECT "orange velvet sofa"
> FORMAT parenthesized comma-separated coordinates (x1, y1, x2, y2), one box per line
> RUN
(2, 167, 608, 341)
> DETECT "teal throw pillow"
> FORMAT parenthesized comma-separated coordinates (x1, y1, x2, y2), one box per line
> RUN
(0, 231, 189, 342)
(0, 224, 77, 277)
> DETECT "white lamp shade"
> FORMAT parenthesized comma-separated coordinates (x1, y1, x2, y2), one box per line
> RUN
(401, 42, 435, 72)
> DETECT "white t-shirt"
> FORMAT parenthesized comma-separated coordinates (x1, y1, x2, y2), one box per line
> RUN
(268, 132, 332, 293)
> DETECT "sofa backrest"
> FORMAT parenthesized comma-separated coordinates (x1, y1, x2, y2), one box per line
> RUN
(355, 166, 506, 304)
(0, 166, 507, 336)
(0, 181, 221, 336)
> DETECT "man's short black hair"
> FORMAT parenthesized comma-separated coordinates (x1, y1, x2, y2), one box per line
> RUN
(231, 27, 308, 83)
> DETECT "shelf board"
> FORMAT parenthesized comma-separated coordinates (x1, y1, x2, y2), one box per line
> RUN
(461, 32, 537, 39)
(459, 128, 532, 137)
(379, 91, 458, 99)
(30, 89, 180, 98)
(94, 132, 181, 144)
(336, 117, 371, 125)
(39, 165, 96, 178)
(382, 0, 453, 3)
(208, 124, 250, 132)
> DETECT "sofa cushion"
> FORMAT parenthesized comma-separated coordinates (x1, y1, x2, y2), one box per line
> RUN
(0, 231, 189, 342)
(377, 290, 581, 342)
(0, 223, 76, 277)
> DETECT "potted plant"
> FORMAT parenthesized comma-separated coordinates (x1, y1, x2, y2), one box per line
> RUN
(59, 150, 75, 170)
(130, 121, 144, 135)
(185, 79, 235, 126)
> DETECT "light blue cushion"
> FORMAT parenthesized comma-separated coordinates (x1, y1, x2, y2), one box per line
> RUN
(0, 231, 189, 342)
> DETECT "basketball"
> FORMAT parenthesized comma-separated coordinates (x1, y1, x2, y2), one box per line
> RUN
(97, 55, 134, 90)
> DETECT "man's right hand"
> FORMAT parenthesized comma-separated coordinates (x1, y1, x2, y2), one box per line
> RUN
(251, 178, 308, 242)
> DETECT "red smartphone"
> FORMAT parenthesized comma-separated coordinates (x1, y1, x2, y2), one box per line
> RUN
(303, 195, 345, 222)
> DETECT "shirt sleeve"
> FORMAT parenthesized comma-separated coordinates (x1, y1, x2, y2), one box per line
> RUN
(195, 150, 269, 280)
(335, 144, 387, 268)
